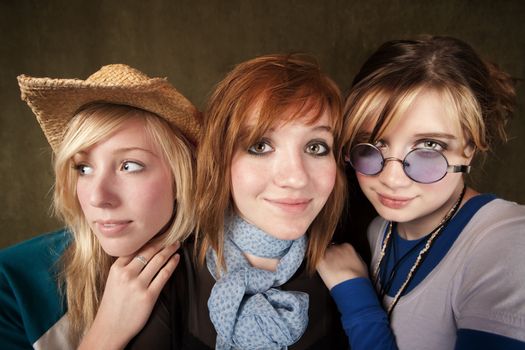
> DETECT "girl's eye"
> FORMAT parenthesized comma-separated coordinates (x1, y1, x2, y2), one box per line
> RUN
(416, 140, 446, 151)
(74, 164, 93, 175)
(305, 142, 330, 156)
(248, 140, 274, 155)
(121, 161, 144, 172)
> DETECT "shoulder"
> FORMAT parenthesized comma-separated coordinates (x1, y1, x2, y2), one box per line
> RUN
(454, 198, 525, 278)
(0, 229, 71, 347)
(0, 229, 71, 306)
(472, 198, 525, 227)
(144, 239, 217, 349)
(366, 216, 387, 245)
(453, 199, 525, 341)
(462, 198, 525, 250)
(0, 229, 71, 274)
(0, 228, 71, 293)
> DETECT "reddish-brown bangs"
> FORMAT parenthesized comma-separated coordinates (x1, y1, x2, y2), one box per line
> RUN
(197, 53, 344, 270)
(237, 92, 337, 151)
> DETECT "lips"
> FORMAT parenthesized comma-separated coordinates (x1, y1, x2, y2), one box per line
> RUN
(265, 198, 312, 213)
(95, 220, 132, 235)
(378, 193, 414, 209)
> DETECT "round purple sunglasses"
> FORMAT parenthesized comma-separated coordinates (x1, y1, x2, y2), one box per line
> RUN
(348, 143, 471, 184)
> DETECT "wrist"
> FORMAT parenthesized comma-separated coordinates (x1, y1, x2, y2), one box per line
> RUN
(325, 271, 360, 290)
(79, 319, 127, 350)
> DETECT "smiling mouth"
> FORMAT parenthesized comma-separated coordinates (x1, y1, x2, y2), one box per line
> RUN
(266, 198, 312, 213)
(378, 194, 413, 209)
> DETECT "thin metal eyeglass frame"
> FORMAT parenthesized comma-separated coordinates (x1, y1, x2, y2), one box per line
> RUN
(348, 143, 471, 184)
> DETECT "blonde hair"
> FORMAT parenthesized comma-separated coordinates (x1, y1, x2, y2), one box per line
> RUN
(53, 103, 195, 344)
(196, 53, 346, 272)
(343, 36, 516, 156)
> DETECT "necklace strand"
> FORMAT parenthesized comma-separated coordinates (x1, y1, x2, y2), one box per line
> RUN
(378, 233, 427, 300)
(373, 185, 467, 316)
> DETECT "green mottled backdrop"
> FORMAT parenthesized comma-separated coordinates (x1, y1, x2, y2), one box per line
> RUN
(1, 0, 524, 248)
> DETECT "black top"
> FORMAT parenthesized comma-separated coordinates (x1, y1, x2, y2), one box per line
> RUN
(128, 242, 349, 349)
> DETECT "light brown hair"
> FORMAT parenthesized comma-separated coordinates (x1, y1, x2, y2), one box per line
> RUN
(196, 53, 345, 272)
(343, 36, 516, 156)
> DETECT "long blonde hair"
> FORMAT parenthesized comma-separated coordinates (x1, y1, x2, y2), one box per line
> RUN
(196, 54, 346, 272)
(53, 103, 195, 344)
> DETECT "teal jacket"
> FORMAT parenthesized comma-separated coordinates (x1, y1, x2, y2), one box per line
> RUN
(0, 230, 71, 349)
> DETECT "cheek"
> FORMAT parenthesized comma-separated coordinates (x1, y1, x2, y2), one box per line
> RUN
(355, 172, 372, 190)
(316, 162, 337, 197)
(135, 175, 174, 217)
(424, 175, 459, 199)
(355, 173, 379, 203)
(355, 172, 369, 189)
(231, 158, 265, 199)
(76, 181, 90, 213)
(231, 173, 254, 214)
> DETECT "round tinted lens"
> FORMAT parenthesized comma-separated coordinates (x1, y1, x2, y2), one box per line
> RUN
(349, 144, 384, 175)
(404, 149, 448, 183)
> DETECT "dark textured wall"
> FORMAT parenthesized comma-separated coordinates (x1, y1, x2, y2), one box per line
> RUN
(1, 0, 524, 248)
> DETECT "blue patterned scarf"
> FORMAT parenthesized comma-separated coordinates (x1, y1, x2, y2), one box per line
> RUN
(206, 215, 309, 349)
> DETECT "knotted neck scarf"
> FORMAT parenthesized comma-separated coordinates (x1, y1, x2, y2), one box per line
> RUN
(206, 214, 309, 350)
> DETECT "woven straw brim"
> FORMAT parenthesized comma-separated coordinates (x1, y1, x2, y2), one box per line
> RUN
(18, 73, 201, 151)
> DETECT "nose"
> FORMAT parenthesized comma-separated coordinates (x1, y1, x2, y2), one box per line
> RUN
(379, 157, 412, 189)
(273, 151, 308, 188)
(88, 173, 119, 208)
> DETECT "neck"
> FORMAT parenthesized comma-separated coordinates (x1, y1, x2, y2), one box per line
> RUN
(227, 214, 298, 271)
(397, 184, 473, 240)
(244, 253, 279, 272)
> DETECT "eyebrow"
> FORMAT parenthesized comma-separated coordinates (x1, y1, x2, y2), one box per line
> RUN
(311, 125, 333, 133)
(263, 124, 333, 133)
(413, 132, 457, 140)
(355, 132, 457, 141)
(75, 147, 160, 158)
(240, 123, 333, 139)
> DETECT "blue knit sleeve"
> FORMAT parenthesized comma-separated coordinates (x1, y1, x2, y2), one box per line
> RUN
(330, 277, 397, 350)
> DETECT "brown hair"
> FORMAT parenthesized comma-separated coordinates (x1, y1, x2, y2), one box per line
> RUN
(196, 53, 345, 272)
(343, 35, 516, 156)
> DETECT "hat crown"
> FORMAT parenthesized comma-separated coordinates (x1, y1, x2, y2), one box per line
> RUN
(18, 63, 201, 150)
(86, 64, 153, 86)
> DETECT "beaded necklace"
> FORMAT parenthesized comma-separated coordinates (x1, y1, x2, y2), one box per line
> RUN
(372, 185, 466, 316)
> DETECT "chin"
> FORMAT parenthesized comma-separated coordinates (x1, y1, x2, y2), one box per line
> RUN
(100, 247, 124, 257)
(266, 223, 309, 241)
(375, 207, 413, 224)
(98, 241, 138, 258)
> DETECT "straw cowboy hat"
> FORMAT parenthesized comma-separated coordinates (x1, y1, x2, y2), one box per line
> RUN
(17, 64, 201, 151)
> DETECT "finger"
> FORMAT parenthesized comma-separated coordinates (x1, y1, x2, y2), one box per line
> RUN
(127, 240, 167, 273)
(323, 244, 341, 259)
(148, 253, 180, 294)
(137, 242, 181, 283)
(111, 240, 164, 272)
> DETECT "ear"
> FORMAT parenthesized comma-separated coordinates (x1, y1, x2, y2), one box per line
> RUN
(463, 142, 476, 163)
